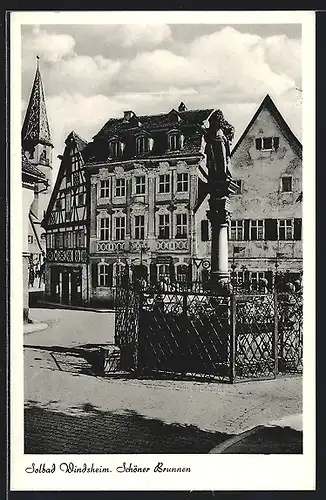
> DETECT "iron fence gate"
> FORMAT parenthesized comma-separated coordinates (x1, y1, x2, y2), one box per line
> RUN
(114, 282, 303, 382)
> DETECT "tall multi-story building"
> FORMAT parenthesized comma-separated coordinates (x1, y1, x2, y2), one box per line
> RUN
(196, 94, 302, 289)
(43, 103, 232, 305)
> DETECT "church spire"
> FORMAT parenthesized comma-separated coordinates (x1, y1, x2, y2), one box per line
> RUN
(22, 57, 53, 149)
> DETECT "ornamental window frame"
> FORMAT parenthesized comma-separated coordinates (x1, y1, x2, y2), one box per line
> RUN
(135, 175, 146, 195)
(98, 263, 110, 287)
(158, 173, 171, 194)
(100, 179, 110, 198)
(175, 213, 188, 239)
(134, 214, 145, 240)
(98, 217, 110, 241)
(115, 178, 126, 197)
(158, 213, 170, 240)
(115, 216, 126, 241)
(176, 172, 189, 193)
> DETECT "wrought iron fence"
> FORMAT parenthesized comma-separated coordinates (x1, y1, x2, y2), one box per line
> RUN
(114, 280, 302, 382)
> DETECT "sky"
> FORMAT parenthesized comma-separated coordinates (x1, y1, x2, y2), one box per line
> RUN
(21, 23, 302, 175)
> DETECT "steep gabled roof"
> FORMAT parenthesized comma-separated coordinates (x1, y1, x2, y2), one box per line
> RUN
(231, 94, 302, 159)
(42, 131, 88, 228)
(22, 57, 53, 148)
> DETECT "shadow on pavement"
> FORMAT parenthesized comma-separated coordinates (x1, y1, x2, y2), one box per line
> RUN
(24, 404, 234, 454)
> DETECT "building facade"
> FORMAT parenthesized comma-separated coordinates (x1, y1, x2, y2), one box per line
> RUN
(43, 96, 302, 306)
(22, 58, 53, 321)
(42, 131, 89, 306)
(196, 94, 302, 289)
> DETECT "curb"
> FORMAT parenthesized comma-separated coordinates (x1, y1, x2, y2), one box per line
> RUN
(36, 301, 115, 313)
(24, 322, 49, 334)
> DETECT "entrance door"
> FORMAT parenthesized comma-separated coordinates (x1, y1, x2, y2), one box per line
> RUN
(71, 269, 82, 306)
(62, 272, 70, 304)
(50, 268, 60, 302)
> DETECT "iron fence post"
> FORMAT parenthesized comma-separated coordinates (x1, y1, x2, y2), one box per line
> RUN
(273, 290, 279, 375)
(183, 290, 187, 315)
(229, 293, 236, 383)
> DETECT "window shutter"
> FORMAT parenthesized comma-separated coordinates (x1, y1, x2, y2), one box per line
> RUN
(265, 271, 273, 290)
(187, 264, 193, 282)
(294, 218, 302, 240)
(273, 137, 280, 150)
(108, 264, 113, 287)
(150, 263, 157, 285)
(244, 220, 250, 241)
(265, 219, 278, 241)
(201, 219, 209, 241)
(92, 263, 98, 288)
(255, 138, 262, 150)
(244, 270, 250, 288)
(169, 262, 175, 281)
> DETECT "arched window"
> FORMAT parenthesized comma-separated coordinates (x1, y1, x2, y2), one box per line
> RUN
(136, 136, 149, 154)
(168, 133, 181, 151)
(109, 140, 122, 158)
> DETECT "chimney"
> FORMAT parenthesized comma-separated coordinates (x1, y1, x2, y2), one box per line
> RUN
(178, 102, 187, 112)
(123, 110, 134, 122)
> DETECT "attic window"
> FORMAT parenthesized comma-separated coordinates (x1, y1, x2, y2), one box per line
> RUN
(168, 133, 181, 151)
(109, 140, 121, 158)
(136, 136, 149, 154)
(255, 137, 279, 151)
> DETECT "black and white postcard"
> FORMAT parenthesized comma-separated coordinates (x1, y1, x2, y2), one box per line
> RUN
(10, 10, 316, 491)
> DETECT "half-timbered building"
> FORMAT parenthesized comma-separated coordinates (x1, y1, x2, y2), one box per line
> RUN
(42, 131, 89, 305)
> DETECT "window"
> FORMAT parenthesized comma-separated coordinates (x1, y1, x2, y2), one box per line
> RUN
(176, 173, 188, 192)
(250, 220, 264, 240)
(77, 193, 84, 206)
(134, 215, 145, 240)
(98, 264, 110, 287)
(278, 219, 294, 240)
(168, 133, 181, 151)
(115, 178, 125, 197)
(158, 214, 170, 239)
(115, 217, 125, 241)
(55, 199, 62, 211)
(176, 265, 188, 282)
(76, 229, 85, 247)
(281, 176, 293, 193)
(28, 235, 33, 244)
(159, 174, 170, 193)
(135, 176, 146, 195)
(99, 218, 110, 241)
(100, 180, 110, 198)
(230, 220, 244, 241)
(136, 136, 149, 154)
(255, 137, 279, 151)
(157, 264, 170, 279)
(110, 141, 120, 158)
(233, 180, 242, 194)
(176, 213, 187, 238)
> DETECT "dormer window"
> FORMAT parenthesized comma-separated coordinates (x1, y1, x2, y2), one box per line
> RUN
(136, 136, 149, 154)
(168, 133, 181, 151)
(109, 140, 122, 158)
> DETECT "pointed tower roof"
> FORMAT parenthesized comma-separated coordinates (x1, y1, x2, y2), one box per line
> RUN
(22, 57, 53, 148)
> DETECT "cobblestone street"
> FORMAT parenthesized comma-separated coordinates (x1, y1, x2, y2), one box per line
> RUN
(24, 307, 303, 454)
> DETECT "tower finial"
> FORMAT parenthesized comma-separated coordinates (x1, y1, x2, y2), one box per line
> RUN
(36, 55, 40, 69)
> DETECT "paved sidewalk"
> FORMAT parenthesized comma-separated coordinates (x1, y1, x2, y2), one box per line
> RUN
(24, 307, 302, 453)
